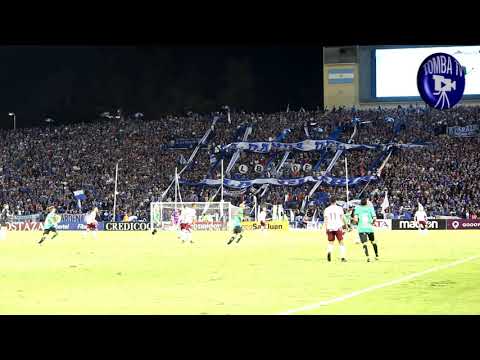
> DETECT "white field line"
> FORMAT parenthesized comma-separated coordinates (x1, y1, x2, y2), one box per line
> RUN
(278, 255, 479, 315)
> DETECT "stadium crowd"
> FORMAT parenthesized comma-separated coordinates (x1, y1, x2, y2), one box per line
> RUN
(0, 104, 479, 221)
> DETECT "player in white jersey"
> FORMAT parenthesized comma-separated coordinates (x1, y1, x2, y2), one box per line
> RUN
(171, 208, 181, 239)
(323, 197, 347, 262)
(0, 204, 12, 240)
(258, 207, 267, 231)
(84, 207, 99, 238)
(179, 206, 196, 243)
(414, 204, 428, 234)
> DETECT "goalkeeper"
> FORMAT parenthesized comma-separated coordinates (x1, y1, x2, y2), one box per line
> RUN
(39, 206, 61, 245)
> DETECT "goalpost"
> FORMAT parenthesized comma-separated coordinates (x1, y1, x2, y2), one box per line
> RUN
(152, 161, 242, 231)
(150, 201, 241, 231)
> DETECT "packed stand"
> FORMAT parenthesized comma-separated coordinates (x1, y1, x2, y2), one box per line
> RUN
(0, 105, 479, 221)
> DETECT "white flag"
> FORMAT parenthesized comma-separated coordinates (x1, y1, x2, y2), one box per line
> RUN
(381, 191, 389, 214)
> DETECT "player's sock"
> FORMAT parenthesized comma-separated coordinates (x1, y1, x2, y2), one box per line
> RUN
(327, 243, 333, 261)
(236, 234, 243, 243)
(51, 233, 58, 239)
(363, 244, 369, 257)
(39, 236, 46, 244)
(339, 245, 346, 259)
(372, 242, 378, 257)
(227, 236, 235, 245)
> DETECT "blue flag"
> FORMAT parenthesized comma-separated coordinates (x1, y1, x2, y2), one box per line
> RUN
(73, 190, 87, 201)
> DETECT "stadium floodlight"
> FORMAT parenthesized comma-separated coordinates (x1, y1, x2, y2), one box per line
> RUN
(8, 112, 15, 129)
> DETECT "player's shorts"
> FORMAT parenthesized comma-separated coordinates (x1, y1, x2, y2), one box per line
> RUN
(233, 226, 243, 234)
(86, 223, 97, 230)
(326, 230, 343, 242)
(43, 227, 57, 235)
(260, 221, 266, 227)
(180, 223, 192, 232)
(359, 232, 375, 243)
(418, 220, 427, 228)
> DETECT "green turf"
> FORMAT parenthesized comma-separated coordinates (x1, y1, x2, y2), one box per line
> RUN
(0, 229, 479, 314)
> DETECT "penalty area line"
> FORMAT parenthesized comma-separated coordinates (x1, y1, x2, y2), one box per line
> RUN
(278, 255, 479, 315)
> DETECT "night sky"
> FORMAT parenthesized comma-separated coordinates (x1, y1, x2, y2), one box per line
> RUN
(0, 46, 323, 129)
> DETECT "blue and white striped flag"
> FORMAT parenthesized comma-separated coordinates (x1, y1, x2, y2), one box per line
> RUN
(328, 68, 354, 84)
(73, 190, 86, 210)
(73, 190, 86, 201)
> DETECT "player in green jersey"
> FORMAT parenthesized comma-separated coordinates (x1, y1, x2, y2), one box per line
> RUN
(39, 206, 61, 244)
(227, 204, 244, 245)
(353, 197, 379, 262)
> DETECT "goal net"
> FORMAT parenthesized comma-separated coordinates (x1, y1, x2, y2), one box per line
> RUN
(150, 201, 242, 231)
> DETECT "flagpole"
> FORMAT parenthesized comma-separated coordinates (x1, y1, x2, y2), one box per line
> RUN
(174, 167, 178, 212)
(221, 159, 224, 202)
(345, 155, 349, 206)
(113, 160, 121, 221)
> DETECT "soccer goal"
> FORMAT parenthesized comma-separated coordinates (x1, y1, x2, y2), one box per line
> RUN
(150, 201, 242, 231)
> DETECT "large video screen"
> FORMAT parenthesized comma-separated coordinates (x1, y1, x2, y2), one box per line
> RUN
(375, 46, 480, 97)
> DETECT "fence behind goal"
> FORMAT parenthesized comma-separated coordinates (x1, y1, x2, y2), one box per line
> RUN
(150, 202, 241, 231)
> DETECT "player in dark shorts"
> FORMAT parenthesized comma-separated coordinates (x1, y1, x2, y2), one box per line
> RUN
(227, 214, 243, 245)
(353, 197, 379, 262)
(39, 206, 60, 244)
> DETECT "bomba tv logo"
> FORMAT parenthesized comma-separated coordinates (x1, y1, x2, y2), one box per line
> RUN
(417, 53, 465, 110)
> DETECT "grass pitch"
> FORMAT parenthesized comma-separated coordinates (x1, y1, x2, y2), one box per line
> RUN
(1, 229, 479, 315)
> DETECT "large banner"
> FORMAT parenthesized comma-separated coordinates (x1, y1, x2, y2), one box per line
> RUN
(180, 175, 377, 189)
(193, 222, 228, 231)
(374, 219, 392, 230)
(222, 139, 428, 153)
(447, 219, 480, 230)
(447, 124, 479, 137)
(7, 221, 105, 231)
(104, 222, 150, 231)
(241, 220, 289, 231)
(392, 219, 447, 230)
(7, 222, 44, 231)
